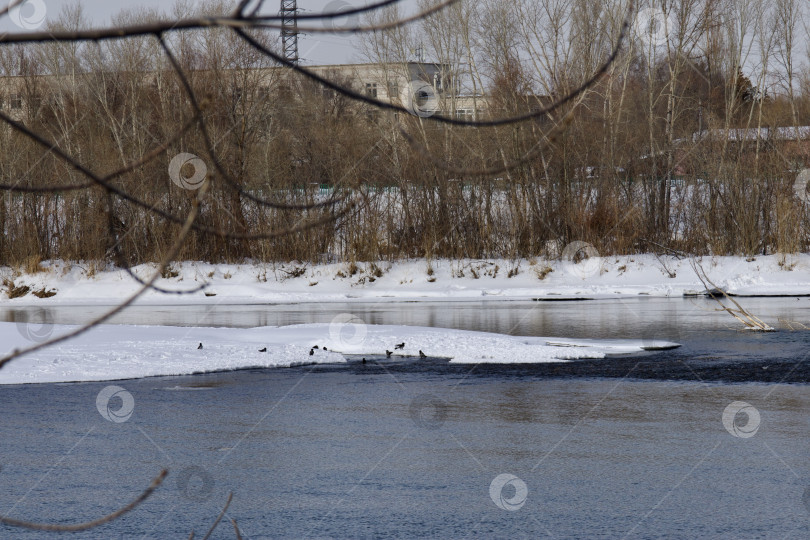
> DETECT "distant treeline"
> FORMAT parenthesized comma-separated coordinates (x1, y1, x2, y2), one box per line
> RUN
(1, 0, 810, 267)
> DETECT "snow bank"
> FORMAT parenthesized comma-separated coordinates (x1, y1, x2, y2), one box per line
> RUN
(2, 255, 810, 306)
(0, 322, 676, 385)
(0, 323, 343, 385)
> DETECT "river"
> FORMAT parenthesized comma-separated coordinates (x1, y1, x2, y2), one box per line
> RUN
(1, 298, 809, 538)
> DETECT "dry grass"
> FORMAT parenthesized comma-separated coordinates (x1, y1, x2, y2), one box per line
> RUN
(86, 261, 101, 278)
(534, 266, 553, 280)
(4, 279, 30, 299)
(369, 263, 384, 278)
(21, 255, 44, 274)
(32, 287, 57, 298)
(161, 264, 180, 279)
(281, 266, 305, 279)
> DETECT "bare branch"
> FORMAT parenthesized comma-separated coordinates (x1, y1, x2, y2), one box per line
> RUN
(201, 493, 233, 540)
(0, 179, 206, 370)
(0, 469, 168, 532)
(234, 1, 634, 128)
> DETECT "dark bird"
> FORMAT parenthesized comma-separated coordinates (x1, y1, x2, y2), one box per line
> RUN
(313, 345, 320, 349)
(197, 343, 203, 350)
(309, 349, 314, 356)
(395, 342, 405, 350)
(386, 350, 392, 358)
(362, 358, 366, 364)
(259, 347, 267, 353)
(419, 350, 426, 358)
(323, 347, 328, 351)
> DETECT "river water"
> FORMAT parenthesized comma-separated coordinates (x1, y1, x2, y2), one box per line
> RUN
(1, 298, 810, 538)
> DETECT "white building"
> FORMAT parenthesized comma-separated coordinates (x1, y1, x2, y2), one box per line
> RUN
(0, 61, 490, 123)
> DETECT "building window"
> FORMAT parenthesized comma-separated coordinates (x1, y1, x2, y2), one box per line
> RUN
(365, 83, 377, 98)
(387, 81, 398, 99)
(9, 93, 22, 110)
(455, 109, 474, 121)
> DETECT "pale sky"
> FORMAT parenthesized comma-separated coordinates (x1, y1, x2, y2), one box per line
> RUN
(1, 0, 807, 88)
(0, 0, 418, 65)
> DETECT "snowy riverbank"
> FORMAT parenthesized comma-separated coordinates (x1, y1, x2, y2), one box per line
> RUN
(2, 254, 810, 305)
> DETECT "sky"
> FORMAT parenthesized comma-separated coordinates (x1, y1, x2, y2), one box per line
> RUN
(1, 1, 807, 87)
(0, 0, 425, 65)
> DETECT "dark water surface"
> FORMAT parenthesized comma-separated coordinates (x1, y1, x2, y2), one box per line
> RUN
(2, 298, 810, 538)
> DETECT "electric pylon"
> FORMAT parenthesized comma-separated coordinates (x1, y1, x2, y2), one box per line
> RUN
(279, 0, 299, 65)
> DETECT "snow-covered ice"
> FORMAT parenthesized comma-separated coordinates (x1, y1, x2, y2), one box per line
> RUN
(0, 322, 677, 385)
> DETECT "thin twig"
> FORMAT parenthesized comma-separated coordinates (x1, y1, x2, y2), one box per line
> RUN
(201, 493, 233, 540)
(232, 519, 243, 540)
(0, 0, 424, 43)
(0, 469, 168, 532)
(690, 258, 774, 331)
(0, 110, 351, 241)
(157, 33, 348, 213)
(0, 179, 206, 370)
(397, 107, 576, 177)
(233, 0, 635, 128)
